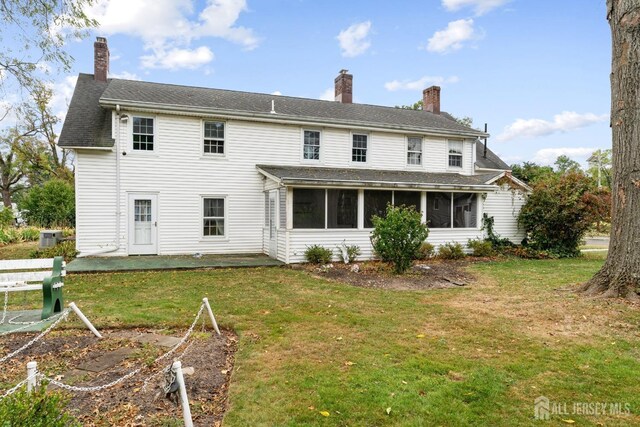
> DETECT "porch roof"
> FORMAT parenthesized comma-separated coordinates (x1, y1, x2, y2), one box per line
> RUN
(257, 165, 501, 191)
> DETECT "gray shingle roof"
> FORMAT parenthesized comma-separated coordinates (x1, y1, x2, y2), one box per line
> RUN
(58, 73, 113, 148)
(99, 77, 485, 136)
(475, 141, 510, 170)
(257, 164, 501, 190)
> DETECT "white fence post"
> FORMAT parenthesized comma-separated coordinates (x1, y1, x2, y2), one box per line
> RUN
(172, 360, 193, 427)
(69, 302, 103, 338)
(202, 298, 221, 336)
(26, 361, 37, 392)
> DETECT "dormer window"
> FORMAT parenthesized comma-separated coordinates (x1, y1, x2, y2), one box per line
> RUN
(448, 140, 463, 168)
(132, 117, 154, 151)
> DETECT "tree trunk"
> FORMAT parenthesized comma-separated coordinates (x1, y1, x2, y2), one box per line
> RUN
(582, 0, 640, 301)
(1, 188, 10, 208)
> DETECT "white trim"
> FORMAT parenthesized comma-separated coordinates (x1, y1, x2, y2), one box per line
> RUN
(201, 119, 227, 158)
(301, 128, 322, 163)
(129, 114, 157, 154)
(406, 135, 423, 168)
(447, 139, 463, 170)
(349, 131, 370, 165)
(201, 195, 228, 239)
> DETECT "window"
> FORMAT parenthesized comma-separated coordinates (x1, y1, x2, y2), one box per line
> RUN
(303, 130, 320, 160)
(407, 137, 422, 165)
(364, 190, 392, 228)
(352, 134, 368, 162)
(394, 191, 421, 211)
(203, 198, 225, 236)
(132, 117, 154, 151)
(204, 121, 224, 154)
(327, 189, 358, 228)
(293, 189, 325, 228)
(426, 192, 477, 228)
(448, 140, 463, 167)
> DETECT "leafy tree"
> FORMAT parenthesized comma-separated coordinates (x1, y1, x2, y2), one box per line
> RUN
(510, 161, 554, 184)
(554, 155, 582, 174)
(370, 205, 429, 274)
(586, 148, 612, 189)
(583, 0, 640, 300)
(21, 179, 75, 227)
(396, 100, 424, 110)
(0, 130, 27, 207)
(0, 0, 96, 102)
(518, 172, 610, 257)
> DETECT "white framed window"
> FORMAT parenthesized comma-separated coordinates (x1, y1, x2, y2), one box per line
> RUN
(303, 130, 321, 160)
(204, 121, 225, 155)
(448, 140, 463, 168)
(202, 197, 226, 237)
(407, 136, 422, 165)
(352, 134, 368, 163)
(132, 116, 154, 151)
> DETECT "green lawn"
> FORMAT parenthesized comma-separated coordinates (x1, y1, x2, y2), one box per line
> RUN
(37, 253, 635, 426)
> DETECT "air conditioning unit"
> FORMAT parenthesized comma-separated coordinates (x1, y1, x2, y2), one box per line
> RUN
(39, 230, 63, 249)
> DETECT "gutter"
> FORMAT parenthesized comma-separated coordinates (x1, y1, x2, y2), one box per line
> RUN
(99, 99, 488, 139)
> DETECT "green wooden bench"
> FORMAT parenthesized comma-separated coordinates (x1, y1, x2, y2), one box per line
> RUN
(0, 257, 65, 320)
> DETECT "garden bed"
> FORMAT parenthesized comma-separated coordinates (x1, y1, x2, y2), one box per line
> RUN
(0, 327, 236, 426)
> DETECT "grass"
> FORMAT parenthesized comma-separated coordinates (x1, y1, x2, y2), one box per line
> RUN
(2, 246, 639, 425)
(0, 241, 37, 260)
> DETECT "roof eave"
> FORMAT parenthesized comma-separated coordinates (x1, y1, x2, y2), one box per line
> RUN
(99, 98, 488, 139)
(278, 177, 497, 191)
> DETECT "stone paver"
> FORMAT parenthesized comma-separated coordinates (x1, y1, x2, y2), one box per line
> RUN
(76, 347, 134, 373)
(133, 333, 182, 349)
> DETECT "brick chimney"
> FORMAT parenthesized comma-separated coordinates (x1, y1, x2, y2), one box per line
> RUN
(334, 69, 353, 103)
(423, 85, 441, 114)
(94, 37, 109, 82)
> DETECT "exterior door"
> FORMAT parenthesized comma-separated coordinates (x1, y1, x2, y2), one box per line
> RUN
(268, 191, 277, 258)
(128, 194, 158, 255)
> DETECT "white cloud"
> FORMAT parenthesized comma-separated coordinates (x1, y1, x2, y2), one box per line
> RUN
(319, 88, 334, 101)
(140, 46, 215, 70)
(427, 19, 478, 53)
(442, 0, 510, 15)
(533, 147, 597, 166)
(337, 21, 372, 57)
(109, 71, 141, 80)
(384, 75, 459, 91)
(496, 111, 609, 142)
(87, 0, 259, 70)
(271, 91, 282, 96)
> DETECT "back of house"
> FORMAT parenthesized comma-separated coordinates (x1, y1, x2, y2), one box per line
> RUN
(58, 38, 528, 262)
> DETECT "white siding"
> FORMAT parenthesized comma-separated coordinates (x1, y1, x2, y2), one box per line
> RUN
(484, 186, 527, 243)
(74, 111, 497, 259)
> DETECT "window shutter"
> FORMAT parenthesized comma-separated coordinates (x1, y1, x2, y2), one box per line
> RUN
(279, 188, 286, 228)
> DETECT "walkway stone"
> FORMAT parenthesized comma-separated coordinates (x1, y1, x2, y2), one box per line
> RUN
(133, 333, 182, 349)
(76, 347, 134, 373)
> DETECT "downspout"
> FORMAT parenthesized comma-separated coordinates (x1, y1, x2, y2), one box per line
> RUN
(77, 105, 122, 257)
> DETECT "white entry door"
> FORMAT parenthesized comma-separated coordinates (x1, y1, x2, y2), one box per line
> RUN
(128, 194, 158, 255)
(268, 191, 277, 258)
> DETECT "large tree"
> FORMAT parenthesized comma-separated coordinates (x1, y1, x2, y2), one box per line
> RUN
(582, 0, 640, 300)
(0, 131, 27, 207)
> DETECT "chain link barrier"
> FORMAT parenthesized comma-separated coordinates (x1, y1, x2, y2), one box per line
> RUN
(0, 371, 37, 400)
(37, 303, 205, 393)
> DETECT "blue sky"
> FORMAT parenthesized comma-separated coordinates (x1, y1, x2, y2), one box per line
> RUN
(47, 0, 612, 167)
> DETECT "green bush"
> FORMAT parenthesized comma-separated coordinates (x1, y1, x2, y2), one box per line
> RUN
(438, 242, 466, 260)
(467, 239, 496, 257)
(0, 385, 80, 426)
(0, 227, 22, 245)
(20, 227, 41, 241)
(481, 214, 513, 248)
(30, 240, 78, 262)
(518, 172, 610, 257)
(336, 243, 361, 263)
(416, 242, 435, 260)
(370, 205, 429, 274)
(0, 206, 14, 227)
(304, 244, 333, 264)
(21, 179, 75, 228)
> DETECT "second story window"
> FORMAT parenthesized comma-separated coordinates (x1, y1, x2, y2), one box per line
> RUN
(352, 134, 368, 163)
(407, 137, 422, 165)
(303, 130, 320, 160)
(132, 117, 154, 151)
(448, 140, 463, 168)
(204, 121, 225, 155)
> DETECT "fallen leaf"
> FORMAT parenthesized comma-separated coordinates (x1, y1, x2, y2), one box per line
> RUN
(336, 336, 343, 341)
(402, 380, 407, 385)
(386, 407, 392, 415)
(562, 420, 575, 424)
(344, 361, 354, 366)
(221, 370, 229, 375)
(319, 411, 330, 417)
(308, 406, 315, 410)
(416, 334, 425, 338)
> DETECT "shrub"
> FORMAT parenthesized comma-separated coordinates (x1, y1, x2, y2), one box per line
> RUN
(0, 227, 22, 245)
(467, 239, 495, 257)
(20, 227, 41, 241)
(21, 179, 75, 228)
(518, 172, 609, 257)
(438, 242, 466, 260)
(304, 245, 333, 264)
(30, 240, 78, 262)
(370, 205, 429, 274)
(0, 206, 13, 227)
(336, 243, 361, 263)
(0, 385, 80, 426)
(481, 214, 513, 248)
(416, 242, 435, 260)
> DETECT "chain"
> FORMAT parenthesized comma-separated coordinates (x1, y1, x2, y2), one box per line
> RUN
(0, 372, 37, 400)
(39, 303, 205, 394)
(0, 309, 71, 363)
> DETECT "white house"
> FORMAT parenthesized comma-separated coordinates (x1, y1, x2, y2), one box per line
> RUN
(59, 38, 528, 263)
